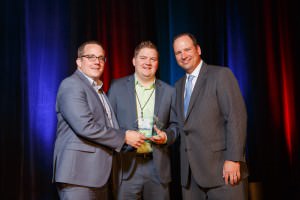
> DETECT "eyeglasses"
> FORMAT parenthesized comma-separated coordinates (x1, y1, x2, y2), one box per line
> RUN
(80, 55, 107, 63)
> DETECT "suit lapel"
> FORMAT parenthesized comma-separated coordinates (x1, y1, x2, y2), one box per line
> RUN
(126, 75, 138, 128)
(74, 70, 114, 126)
(185, 63, 208, 120)
(75, 70, 101, 104)
(178, 77, 186, 121)
(154, 80, 163, 117)
(102, 93, 120, 128)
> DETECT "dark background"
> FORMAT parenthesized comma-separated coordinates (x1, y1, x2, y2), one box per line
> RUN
(1, 0, 299, 199)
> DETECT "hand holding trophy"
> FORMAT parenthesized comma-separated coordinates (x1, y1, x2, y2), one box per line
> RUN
(150, 115, 167, 144)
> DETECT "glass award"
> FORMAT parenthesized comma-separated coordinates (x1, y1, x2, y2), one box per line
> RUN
(136, 116, 153, 153)
(153, 115, 164, 136)
(136, 117, 153, 139)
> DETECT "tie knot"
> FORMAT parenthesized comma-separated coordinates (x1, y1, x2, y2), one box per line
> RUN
(98, 89, 103, 94)
(188, 75, 194, 81)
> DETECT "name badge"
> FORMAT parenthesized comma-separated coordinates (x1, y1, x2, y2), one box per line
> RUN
(138, 118, 152, 130)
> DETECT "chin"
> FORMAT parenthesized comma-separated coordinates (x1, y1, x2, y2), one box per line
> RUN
(144, 74, 153, 78)
(183, 65, 193, 70)
(92, 73, 102, 79)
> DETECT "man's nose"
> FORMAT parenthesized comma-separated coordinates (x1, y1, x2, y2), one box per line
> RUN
(94, 58, 100, 64)
(145, 59, 152, 65)
(181, 51, 187, 59)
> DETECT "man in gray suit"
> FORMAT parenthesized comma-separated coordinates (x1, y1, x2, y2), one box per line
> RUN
(53, 41, 146, 200)
(108, 41, 178, 200)
(173, 33, 248, 200)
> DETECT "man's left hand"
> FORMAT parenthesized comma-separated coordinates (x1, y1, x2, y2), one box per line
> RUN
(149, 125, 167, 144)
(223, 160, 241, 185)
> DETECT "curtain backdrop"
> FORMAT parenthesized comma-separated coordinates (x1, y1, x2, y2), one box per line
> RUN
(1, 0, 299, 199)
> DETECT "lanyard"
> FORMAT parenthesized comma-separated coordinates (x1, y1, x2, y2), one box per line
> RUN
(135, 86, 155, 119)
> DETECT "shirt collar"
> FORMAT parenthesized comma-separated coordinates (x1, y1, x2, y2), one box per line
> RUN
(134, 74, 155, 89)
(78, 69, 103, 90)
(186, 60, 203, 78)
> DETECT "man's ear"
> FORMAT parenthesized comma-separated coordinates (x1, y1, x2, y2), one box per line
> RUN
(76, 58, 81, 69)
(132, 57, 136, 67)
(197, 45, 201, 56)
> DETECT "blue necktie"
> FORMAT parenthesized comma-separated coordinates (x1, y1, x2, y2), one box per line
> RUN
(184, 75, 194, 117)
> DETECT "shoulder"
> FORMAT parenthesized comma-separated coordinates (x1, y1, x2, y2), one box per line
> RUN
(156, 79, 174, 90)
(156, 80, 176, 101)
(108, 75, 132, 97)
(174, 76, 185, 88)
(205, 65, 240, 92)
(110, 75, 132, 87)
(206, 65, 234, 79)
(59, 73, 82, 90)
(56, 73, 86, 102)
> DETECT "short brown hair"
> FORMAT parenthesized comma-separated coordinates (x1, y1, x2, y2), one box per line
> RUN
(134, 41, 159, 58)
(77, 41, 104, 57)
(173, 33, 198, 47)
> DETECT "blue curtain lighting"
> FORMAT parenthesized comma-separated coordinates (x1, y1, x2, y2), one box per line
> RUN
(225, 1, 250, 99)
(24, 0, 69, 151)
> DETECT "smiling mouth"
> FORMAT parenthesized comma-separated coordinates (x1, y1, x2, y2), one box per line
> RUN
(182, 61, 190, 64)
(91, 68, 102, 71)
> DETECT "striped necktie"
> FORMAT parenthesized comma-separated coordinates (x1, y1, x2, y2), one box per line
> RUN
(98, 89, 114, 127)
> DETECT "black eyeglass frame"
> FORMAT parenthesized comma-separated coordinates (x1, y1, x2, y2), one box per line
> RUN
(80, 55, 107, 63)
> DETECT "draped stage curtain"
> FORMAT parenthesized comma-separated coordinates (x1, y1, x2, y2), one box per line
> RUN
(1, 0, 299, 199)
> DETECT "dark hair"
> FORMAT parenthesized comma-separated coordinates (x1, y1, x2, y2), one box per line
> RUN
(173, 33, 198, 46)
(77, 41, 104, 57)
(134, 41, 159, 58)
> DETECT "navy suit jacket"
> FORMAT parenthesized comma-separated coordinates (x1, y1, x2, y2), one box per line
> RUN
(108, 75, 178, 184)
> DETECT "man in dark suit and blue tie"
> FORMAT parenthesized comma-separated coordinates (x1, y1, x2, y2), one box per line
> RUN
(53, 41, 146, 200)
(173, 33, 248, 200)
(108, 41, 178, 200)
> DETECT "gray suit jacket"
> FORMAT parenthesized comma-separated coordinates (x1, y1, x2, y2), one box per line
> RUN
(175, 62, 248, 188)
(53, 70, 125, 187)
(108, 75, 178, 184)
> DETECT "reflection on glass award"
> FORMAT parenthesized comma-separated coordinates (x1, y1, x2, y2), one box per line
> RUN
(153, 115, 164, 135)
(135, 117, 153, 153)
(136, 117, 153, 139)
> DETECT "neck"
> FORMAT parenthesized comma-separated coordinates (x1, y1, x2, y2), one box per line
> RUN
(136, 76, 155, 87)
(187, 59, 201, 74)
(94, 79, 102, 86)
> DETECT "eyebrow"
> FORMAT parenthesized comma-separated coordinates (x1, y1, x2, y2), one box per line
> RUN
(138, 55, 158, 59)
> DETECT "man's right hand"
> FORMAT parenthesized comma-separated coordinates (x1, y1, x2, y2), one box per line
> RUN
(125, 130, 146, 148)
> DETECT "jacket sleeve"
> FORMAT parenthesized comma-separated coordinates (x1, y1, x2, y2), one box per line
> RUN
(165, 88, 180, 146)
(216, 68, 247, 162)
